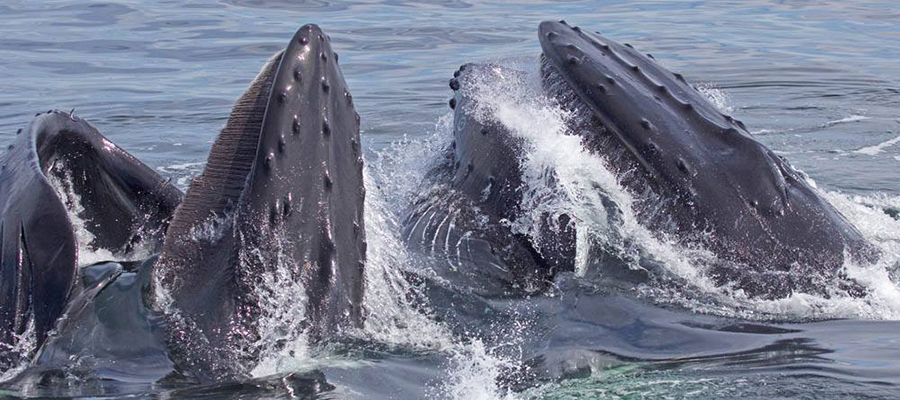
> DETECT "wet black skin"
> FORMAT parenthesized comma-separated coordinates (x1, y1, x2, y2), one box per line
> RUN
(403, 63, 576, 296)
(156, 24, 365, 380)
(537, 20, 871, 297)
(0, 111, 182, 366)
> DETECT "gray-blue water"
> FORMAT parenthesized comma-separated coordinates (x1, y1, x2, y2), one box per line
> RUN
(1, 1, 900, 399)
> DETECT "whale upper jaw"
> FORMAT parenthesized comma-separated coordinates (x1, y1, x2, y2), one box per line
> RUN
(155, 24, 365, 380)
(537, 20, 870, 297)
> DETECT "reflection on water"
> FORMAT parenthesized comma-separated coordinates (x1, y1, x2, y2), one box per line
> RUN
(1, 0, 899, 399)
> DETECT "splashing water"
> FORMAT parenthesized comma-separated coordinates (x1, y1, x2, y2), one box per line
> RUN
(0, 319, 36, 382)
(47, 161, 155, 265)
(231, 117, 519, 398)
(696, 83, 734, 114)
(363, 124, 523, 399)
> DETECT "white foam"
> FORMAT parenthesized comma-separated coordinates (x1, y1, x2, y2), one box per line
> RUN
(826, 115, 870, 126)
(437, 339, 517, 400)
(854, 134, 900, 156)
(359, 167, 455, 350)
(246, 236, 312, 377)
(696, 84, 734, 114)
(365, 118, 518, 399)
(0, 319, 36, 383)
(157, 161, 205, 171)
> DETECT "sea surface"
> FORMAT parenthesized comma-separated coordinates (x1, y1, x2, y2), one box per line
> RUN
(1, 1, 900, 399)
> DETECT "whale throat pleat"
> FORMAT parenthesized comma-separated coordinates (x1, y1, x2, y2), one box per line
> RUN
(163, 52, 283, 247)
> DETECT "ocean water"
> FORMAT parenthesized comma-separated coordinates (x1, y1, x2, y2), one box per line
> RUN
(1, 1, 900, 399)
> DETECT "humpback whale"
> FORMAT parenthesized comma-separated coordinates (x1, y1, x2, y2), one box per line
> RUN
(0, 18, 880, 394)
(537, 20, 871, 296)
(154, 23, 365, 380)
(405, 21, 871, 299)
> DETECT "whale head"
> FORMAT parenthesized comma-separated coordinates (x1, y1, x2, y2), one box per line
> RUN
(537, 20, 869, 297)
